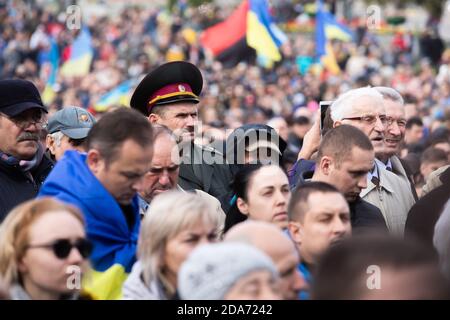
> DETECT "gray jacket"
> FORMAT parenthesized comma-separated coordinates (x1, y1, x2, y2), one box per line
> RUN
(121, 261, 168, 300)
(9, 284, 79, 300)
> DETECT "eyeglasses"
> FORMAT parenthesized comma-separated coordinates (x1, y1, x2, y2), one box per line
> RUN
(27, 238, 93, 259)
(385, 116, 407, 128)
(341, 114, 387, 125)
(0, 110, 46, 129)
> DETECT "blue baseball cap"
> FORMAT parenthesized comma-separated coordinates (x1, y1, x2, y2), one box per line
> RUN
(47, 106, 96, 139)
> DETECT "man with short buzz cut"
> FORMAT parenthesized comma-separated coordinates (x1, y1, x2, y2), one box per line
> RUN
(310, 125, 387, 232)
(0, 79, 54, 221)
(224, 220, 307, 300)
(288, 181, 352, 299)
(46, 106, 96, 161)
(39, 108, 154, 300)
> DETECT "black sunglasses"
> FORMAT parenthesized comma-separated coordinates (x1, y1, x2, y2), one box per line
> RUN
(27, 238, 93, 259)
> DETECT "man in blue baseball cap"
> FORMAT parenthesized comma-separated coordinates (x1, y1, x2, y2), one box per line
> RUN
(46, 106, 96, 161)
(0, 79, 54, 221)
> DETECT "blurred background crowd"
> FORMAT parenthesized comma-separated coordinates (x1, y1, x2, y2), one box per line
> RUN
(1, 0, 450, 301)
(1, 0, 450, 191)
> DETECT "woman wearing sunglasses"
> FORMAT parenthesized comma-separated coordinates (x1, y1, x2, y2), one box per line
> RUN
(122, 191, 224, 300)
(0, 197, 93, 300)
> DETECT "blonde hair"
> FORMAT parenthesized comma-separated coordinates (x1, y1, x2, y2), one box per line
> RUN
(0, 197, 85, 286)
(138, 191, 224, 296)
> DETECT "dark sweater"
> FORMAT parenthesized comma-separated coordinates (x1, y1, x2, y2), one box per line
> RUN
(0, 154, 53, 221)
(405, 167, 450, 247)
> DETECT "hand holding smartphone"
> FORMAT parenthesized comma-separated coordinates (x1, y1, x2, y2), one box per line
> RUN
(319, 101, 333, 136)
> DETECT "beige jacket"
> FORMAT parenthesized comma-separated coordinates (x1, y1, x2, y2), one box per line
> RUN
(361, 160, 416, 237)
(422, 165, 450, 197)
(390, 155, 414, 188)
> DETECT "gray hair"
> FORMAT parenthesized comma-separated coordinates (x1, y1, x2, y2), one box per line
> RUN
(433, 199, 450, 280)
(373, 86, 404, 105)
(48, 131, 65, 147)
(330, 87, 384, 121)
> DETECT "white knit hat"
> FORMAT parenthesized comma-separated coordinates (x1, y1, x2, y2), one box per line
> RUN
(178, 242, 278, 300)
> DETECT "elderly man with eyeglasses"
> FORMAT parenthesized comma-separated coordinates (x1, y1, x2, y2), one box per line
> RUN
(291, 87, 415, 237)
(0, 79, 54, 221)
(373, 87, 418, 200)
(332, 88, 416, 236)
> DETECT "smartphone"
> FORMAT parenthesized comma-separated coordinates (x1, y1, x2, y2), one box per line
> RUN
(319, 101, 333, 134)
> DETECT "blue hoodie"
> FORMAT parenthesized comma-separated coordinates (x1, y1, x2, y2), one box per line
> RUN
(39, 151, 140, 299)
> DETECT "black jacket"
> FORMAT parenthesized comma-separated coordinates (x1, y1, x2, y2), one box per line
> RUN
(0, 154, 54, 221)
(405, 167, 450, 247)
(350, 197, 388, 233)
(178, 143, 233, 212)
(294, 166, 388, 233)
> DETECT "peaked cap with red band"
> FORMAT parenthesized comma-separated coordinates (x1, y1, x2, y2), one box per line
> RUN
(130, 61, 203, 116)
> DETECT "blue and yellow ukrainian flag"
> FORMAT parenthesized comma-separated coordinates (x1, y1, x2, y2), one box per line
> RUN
(81, 196, 141, 300)
(38, 151, 141, 300)
(42, 38, 60, 104)
(60, 27, 93, 77)
(315, 0, 354, 74)
(94, 79, 136, 112)
(82, 226, 138, 300)
(246, 0, 288, 67)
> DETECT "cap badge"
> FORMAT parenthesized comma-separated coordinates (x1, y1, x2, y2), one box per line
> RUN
(178, 84, 186, 92)
(79, 114, 89, 122)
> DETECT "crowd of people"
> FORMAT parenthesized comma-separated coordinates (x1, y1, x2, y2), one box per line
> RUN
(0, 0, 450, 300)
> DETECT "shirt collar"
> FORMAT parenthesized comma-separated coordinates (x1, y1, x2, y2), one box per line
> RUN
(362, 159, 395, 196)
(368, 160, 380, 182)
(138, 195, 149, 217)
(377, 158, 392, 171)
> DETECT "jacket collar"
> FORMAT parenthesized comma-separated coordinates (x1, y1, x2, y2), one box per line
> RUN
(361, 159, 395, 197)
(389, 155, 408, 179)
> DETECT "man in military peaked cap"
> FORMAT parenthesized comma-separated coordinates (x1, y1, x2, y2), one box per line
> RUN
(130, 61, 233, 210)
(131, 61, 203, 141)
